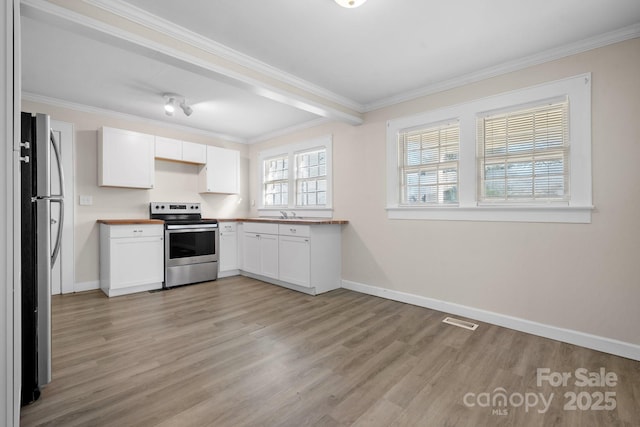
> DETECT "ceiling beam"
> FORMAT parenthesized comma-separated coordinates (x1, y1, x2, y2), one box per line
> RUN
(22, 0, 365, 125)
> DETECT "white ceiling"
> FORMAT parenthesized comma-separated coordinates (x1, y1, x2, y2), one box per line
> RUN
(20, 0, 640, 143)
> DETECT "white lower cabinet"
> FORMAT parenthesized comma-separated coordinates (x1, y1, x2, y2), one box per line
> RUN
(242, 222, 279, 279)
(278, 235, 311, 288)
(241, 222, 341, 295)
(219, 221, 239, 276)
(99, 224, 164, 297)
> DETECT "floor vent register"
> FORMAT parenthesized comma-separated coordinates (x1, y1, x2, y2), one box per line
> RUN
(442, 316, 479, 331)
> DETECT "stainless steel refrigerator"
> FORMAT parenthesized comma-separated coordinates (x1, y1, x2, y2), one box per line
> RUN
(20, 112, 65, 405)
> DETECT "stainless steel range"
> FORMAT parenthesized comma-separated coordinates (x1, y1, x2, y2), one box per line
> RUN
(150, 202, 219, 288)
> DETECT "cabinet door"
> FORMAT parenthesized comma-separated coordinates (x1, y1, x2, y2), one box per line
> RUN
(201, 146, 239, 194)
(260, 233, 279, 279)
(110, 236, 164, 289)
(278, 235, 311, 287)
(219, 231, 238, 272)
(182, 141, 206, 164)
(99, 127, 154, 189)
(155, 136, 182, 161)
(242, 233, 261, 275)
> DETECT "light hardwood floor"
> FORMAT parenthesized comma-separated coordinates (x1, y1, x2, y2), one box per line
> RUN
(21, 276, 640, 426)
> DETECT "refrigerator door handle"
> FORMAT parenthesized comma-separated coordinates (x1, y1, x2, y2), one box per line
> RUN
(50, 130, 65, 198)
(49, 130, 65, 266)
(51, 198, 64, 266)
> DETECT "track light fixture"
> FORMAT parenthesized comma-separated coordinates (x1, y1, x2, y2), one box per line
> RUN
(163, 93, 193, 117)
(180, 100, 193, 116)
(164, 96, 176, 116)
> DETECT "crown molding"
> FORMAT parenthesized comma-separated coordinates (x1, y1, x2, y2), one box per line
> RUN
(364, 23, 640, 112)
(22, 92, 249, 144)
(83, 0, 365, 114)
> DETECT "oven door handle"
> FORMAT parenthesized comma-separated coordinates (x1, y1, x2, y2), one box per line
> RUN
(166, 226, 218, 232)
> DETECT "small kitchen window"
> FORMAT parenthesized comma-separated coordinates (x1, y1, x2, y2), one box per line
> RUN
(263, 155, 289, 207)
(258, 135, 333, 217)
(386, 73, 592, 223)
(295, 148, 327, 207)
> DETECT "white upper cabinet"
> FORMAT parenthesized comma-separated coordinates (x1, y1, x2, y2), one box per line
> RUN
(155, 136, 206, 164)
(199, 145, 240, 194)
(99, 127, 155, 189)
(154, 136, 182, 161)
(182, 141, 207, 164)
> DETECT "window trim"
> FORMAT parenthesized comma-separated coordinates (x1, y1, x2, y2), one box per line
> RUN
(386, 74, 593, 223)
(258, 135, 333, 218)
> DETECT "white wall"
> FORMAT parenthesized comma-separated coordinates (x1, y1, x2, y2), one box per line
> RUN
(21, 101, 251, 288)
(2, 1, 19, 424)
(250, 39, 640, 353)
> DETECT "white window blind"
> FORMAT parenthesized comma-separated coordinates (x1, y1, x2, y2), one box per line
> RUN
(478, 100, 569, 202)
(399, 121, 459, 205)
(296, 149, 327, 206)
(263, 155, 289, 206)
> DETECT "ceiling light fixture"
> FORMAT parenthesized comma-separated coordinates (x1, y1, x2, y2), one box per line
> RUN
(163, 93, 193, 117)
(334, 0, 367, 8)
(180, 100, 193, 116)
(164, 96, 176, 116)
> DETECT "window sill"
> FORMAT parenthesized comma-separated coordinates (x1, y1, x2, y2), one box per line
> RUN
(258, 208, 334, 219)
(386, 205, 594, 223)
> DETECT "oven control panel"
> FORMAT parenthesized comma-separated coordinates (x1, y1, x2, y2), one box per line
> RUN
(150, 202, 201, 214)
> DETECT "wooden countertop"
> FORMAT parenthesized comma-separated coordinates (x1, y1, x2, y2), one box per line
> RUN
(215, 218, 349, 225)
(97, 219, 165, 225)
(98, 218, 348, 225)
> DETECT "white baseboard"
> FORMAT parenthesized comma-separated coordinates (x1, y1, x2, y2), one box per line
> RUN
(341, 279, 640, 362)
(218, 270, 240, 279)
(73, 280, 100, 293)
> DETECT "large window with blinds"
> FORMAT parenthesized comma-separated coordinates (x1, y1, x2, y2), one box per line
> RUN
(386, 74, 592, 223)
(399, 121, 459, 205)
(258, 135, 333, 216)
(478, 100, 569, 202)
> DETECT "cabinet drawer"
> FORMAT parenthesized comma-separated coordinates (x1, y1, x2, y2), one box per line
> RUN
(278, 224, 310, 237)
(107, 224, 164, 238)
(243, 222, 278, 235)
(219, 222, 237, 233)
